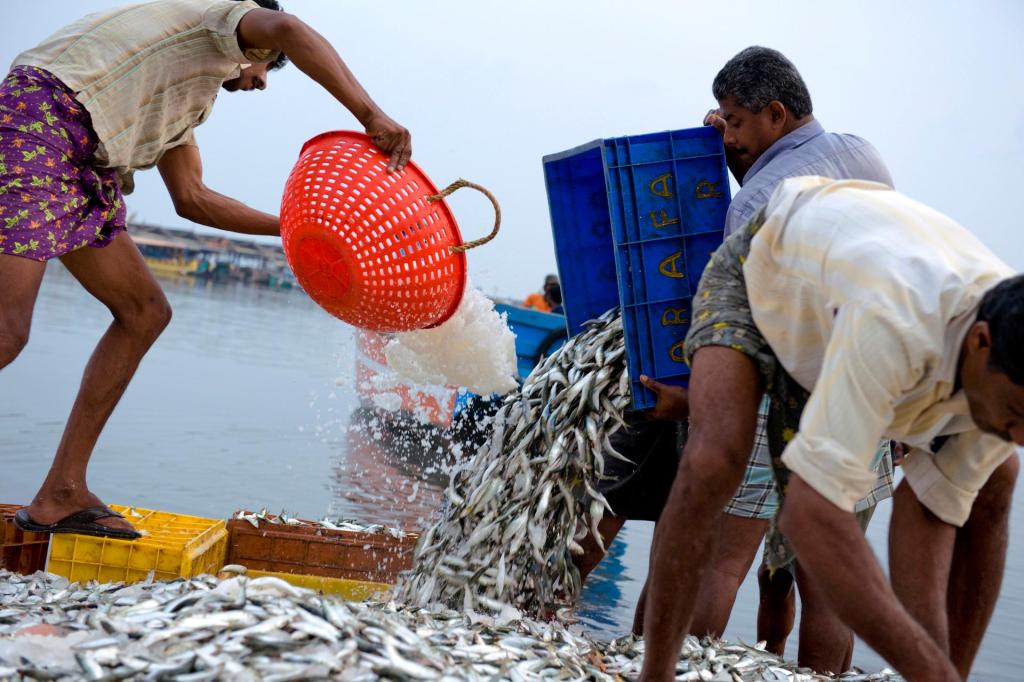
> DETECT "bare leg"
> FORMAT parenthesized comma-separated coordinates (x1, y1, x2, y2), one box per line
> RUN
(0, 255, 47, 368)
(948, 454, 1018, 676)
(888, 478, 955, 653)
(691, 513, 768, 638)
(633, 576, 649, 636)
(575, 515, 627, 584)
(795, 562, 853, 674)
(25, 234, 172, 533)
(639, 347, 763, 681)
(756, 562, 795, 654)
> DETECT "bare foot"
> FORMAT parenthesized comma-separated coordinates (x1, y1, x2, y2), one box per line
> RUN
(26, 490, 137, 533)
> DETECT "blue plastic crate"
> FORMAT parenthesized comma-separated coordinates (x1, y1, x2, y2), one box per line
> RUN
(542, 141, 620, 337)
(543, 127, 731, 409)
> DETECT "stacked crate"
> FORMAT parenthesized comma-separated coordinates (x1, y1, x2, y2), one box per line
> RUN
(543, 127, 731, 409)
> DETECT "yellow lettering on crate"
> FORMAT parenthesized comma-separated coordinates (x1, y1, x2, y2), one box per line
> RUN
(661, 307, 690, 326)
(649, 173, 674, 198)
(695, 180, 724, 199)
(658, 252, 685, 278)
(669, 340, 687, 362)
(650, 210, 680, 229)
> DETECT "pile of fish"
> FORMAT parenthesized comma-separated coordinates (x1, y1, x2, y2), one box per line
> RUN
(0, 569, 901, 681)
(398, 308, 632, 614)
(233, 509, 410, 541)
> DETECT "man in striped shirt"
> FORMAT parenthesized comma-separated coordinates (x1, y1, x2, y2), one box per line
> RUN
(639, 177, 1022, 681)
(1, 0, 411, 538)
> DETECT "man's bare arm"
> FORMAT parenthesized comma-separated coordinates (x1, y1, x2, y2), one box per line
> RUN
(158, 145, 280, 236)
(781, 475, 960, 681)
(236, 9, 411, 171)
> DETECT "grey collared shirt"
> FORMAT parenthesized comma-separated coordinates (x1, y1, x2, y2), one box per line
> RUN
(723, 119, 894, 235)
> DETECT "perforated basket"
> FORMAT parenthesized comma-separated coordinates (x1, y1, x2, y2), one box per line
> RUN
(280, 131, 499, 332)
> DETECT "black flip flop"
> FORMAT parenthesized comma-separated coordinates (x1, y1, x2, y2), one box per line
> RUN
(14, 506, 142, 540)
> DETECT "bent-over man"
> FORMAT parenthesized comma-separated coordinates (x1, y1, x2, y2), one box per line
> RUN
(640, 177, 1022, 681)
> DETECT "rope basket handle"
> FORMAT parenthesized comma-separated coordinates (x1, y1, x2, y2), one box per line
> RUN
(426, 179, 501, 253)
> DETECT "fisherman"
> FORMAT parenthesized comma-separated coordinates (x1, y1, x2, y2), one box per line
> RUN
(693, 46, 896, 671)
(577, 48, 897, 666)
(1, 0, 411, 539)
(639, 177, 1023, 681)
(523, 274, 564, 314)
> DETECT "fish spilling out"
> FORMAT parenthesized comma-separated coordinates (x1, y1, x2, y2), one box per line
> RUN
(0, 569, 900, 681)
(398, 308, 632, 615)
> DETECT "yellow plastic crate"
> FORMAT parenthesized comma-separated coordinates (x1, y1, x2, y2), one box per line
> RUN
(246, 569, 391, 601)
(46, 505, 227, 584)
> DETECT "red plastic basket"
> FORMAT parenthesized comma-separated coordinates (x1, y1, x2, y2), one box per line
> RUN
(280, 131, 499, 333)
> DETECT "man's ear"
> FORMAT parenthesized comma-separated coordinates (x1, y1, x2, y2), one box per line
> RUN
(970, 320, 993, 351)
(768, 100, 787, 128)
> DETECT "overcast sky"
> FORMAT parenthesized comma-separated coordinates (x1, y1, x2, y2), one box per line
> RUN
(4, 1, 1022, 299)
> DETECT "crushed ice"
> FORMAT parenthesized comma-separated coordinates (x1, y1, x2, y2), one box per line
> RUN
(385, 282, 518, 396)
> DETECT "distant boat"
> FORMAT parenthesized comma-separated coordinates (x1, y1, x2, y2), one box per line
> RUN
(494, 302, 569, 382)
(132, 233, 202, 277)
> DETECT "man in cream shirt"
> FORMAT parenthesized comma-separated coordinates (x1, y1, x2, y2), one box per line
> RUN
(639, 177, 1022, 681)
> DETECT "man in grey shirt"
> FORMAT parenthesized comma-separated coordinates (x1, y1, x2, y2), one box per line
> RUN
(716, 90, 893, 236)
(689, 46, 895, 673)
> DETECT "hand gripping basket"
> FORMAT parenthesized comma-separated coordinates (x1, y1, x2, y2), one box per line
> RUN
(280, 131, 500, 332)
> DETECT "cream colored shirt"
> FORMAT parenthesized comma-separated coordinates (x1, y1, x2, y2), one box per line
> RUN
(12, 0, 276, 193)
(745, 177, 1017, 526)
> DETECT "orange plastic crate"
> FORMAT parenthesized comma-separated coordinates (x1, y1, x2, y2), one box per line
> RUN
(226, 513, 417, 584)
(0, 504, 50, 575)
(46, 505, 227, 584)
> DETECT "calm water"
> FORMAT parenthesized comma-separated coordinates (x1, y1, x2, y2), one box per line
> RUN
(1, 266, 1021, 679)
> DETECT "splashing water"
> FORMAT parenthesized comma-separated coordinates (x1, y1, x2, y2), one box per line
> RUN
(384, 282, 518, 396)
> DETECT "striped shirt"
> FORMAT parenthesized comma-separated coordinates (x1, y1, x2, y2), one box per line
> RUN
(746, 177, 1017, 526)
(11, 0, 276, 193)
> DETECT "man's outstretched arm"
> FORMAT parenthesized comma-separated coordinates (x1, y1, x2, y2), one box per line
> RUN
(158, 145, 280, 236)
(781, 476, 960, 681)
(639, 347, 762, 681)
(236, 9, 411, 171)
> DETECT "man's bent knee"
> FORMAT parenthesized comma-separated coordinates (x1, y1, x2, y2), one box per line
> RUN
(0, 327, 29, 368)
(758, 561, 795, 601)
(114, 291, 172, 339)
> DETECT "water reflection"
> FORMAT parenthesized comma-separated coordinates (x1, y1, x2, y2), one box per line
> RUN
(331, 407, 450, 528)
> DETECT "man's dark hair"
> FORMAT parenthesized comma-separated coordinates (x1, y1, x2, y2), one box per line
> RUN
(978, 273, 1024, 385)
(235, 0, 289, 70)
(712, 46, 813, 118)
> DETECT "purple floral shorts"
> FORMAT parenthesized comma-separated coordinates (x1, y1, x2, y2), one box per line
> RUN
(0, 66, 125, 261)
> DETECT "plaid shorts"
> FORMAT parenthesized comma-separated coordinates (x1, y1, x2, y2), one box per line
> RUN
(684, 209, 892, 571)
(724, 396, 894, 519)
